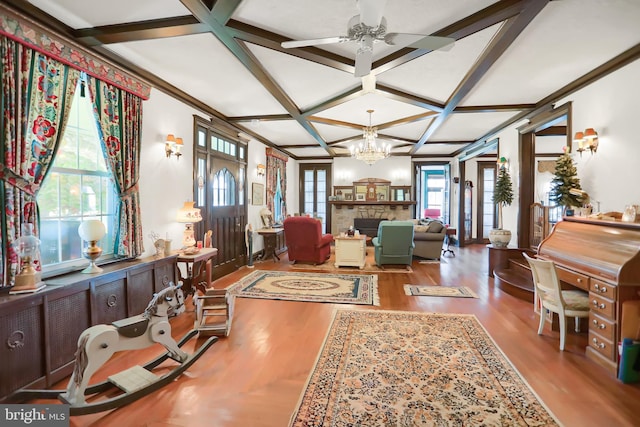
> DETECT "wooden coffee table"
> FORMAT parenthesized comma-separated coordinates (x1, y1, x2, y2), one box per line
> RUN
(334, 234, 367, 269)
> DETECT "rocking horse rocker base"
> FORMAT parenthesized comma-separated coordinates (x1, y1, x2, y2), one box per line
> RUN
(8, 284, 217, 416)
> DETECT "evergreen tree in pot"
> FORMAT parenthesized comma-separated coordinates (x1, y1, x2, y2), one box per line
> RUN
(490, 160, 514, 247)
(550, 152, 585, 214)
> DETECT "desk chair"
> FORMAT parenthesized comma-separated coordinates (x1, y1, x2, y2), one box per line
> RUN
(523, 253, 590, 351)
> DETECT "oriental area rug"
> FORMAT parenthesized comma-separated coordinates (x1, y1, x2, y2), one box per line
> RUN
(227, 270, 379, 305)
(289, 310, 559, 427)
(403, 284, 479, 298)
(290, 249, 412, 273)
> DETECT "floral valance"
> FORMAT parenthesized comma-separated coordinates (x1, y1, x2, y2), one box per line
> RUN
(0, 5, 152, 99)
(266, 147, 289, 162)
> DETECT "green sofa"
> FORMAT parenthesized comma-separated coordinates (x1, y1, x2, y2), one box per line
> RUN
(372, 220, 415, 267)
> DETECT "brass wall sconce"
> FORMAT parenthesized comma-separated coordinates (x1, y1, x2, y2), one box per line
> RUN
(256, 163, 266, 177)
(165, 134, 183, 159)
(574, 128, 598, 156)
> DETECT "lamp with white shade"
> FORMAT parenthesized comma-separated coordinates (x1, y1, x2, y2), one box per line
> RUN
(176, 201, 202, 247)
(78, 220, 106, 274)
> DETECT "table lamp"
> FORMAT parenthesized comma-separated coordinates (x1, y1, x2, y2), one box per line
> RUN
(176, 201, 202, 247)
(12, 223, 45, 293)
(78, 220, 106, 273)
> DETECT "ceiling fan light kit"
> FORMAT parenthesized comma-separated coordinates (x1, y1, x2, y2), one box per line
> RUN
(281, 0, 454, 77)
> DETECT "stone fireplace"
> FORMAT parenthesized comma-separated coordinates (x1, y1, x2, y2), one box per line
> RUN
(331, 205, 412, 236)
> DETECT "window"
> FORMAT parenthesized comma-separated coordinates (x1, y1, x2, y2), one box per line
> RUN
(212, 168, 236, 206)
(37, 83, 117, 271)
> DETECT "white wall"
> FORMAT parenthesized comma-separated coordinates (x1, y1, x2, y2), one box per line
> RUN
(558, 59, 640, 212)
(139, 88, 202, 258)
(333, 156, 412, 186)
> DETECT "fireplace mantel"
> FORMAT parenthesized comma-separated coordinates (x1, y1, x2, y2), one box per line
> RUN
(328, 200, 416, 210)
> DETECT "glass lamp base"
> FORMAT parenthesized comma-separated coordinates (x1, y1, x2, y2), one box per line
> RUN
(81, 261, 103, 274)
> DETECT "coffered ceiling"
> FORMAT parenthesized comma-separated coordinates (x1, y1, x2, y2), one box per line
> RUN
(8, 0, 640, 160)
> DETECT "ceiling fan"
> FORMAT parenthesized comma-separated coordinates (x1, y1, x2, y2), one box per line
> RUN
(281, 0, 455, 77)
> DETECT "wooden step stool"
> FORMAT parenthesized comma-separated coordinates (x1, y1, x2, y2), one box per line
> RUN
(193, 288, 234, 336)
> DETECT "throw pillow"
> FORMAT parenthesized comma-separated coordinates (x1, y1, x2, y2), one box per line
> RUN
(427, 221, 444, 233)
(414, 225, 429, 233)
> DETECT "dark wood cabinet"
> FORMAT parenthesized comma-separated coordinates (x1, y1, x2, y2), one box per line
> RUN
(0, 254, 177, 400)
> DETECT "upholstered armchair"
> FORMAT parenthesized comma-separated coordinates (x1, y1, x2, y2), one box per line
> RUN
(283, 216, 333, 264)
(372, 221, 415, 267)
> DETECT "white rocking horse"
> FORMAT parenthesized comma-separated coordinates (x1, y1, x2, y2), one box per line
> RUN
(62, 284, 188, 406)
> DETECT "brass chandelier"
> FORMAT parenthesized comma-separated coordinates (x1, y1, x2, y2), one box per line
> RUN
(350, 109, 390, 165)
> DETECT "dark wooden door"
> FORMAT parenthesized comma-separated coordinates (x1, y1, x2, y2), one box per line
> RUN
(193, 122, 248, 280)
(206, 156, 246, 278)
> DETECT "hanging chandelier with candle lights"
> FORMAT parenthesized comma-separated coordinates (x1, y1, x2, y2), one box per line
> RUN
(350, 109, 390, 165)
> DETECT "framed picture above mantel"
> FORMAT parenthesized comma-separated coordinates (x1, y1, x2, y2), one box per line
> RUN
(331, 178, 412, 205)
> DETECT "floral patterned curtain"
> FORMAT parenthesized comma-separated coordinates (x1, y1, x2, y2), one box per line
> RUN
(87, 77, 144, 257)
(265, 148, 288, 215)
(0, 36, 79, 286)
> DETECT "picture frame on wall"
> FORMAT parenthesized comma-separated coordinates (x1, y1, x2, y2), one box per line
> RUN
(356, 193, 365, 201)
(252, 182, 264, 205)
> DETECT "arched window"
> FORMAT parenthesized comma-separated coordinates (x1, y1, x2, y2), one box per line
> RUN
(212, 168, 236, 207)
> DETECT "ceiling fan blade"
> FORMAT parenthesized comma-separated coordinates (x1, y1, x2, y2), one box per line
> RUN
(357, 0, 387, 27)
(281, 36, 348, 49)
(385, 33, 455, 51)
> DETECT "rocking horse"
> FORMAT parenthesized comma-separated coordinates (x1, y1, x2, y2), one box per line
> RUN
(9, 283, 217, 415)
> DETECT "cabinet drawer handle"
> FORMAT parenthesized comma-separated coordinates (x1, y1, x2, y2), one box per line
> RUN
(594, 284, 607, 293)
(577, 278, 582, 283)
(592, 319, 606, 329)
(107, 294, 118, 308)
(592, 300, 606, 309)
(592, 338, 606, 349)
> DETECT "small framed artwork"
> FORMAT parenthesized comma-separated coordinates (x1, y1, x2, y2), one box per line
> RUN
(252, 182, 264, 205)
(345, 193, 353, 201)
(378, 193, 385, 201)
(356, 193, 365, 201)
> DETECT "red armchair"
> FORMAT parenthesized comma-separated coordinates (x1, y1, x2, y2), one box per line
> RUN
(283, 216, 333, 264)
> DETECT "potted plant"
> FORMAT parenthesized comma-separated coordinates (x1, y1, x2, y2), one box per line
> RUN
(490, 160, 514, 247)
(550, 151, 585, 214)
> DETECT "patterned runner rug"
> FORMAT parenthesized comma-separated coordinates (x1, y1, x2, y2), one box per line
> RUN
(404, 284, 478, 298)
(290, 310, 559, 426)
(227, 270, 379, 305)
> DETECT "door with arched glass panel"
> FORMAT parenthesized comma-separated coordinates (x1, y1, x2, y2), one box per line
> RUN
(194, 123, 247, 279)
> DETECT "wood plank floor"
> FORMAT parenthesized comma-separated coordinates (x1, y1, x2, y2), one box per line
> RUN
(44, 244, 640, 426)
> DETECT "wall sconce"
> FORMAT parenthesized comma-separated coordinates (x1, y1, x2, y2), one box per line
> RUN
(256, 163, 266, 177)
(574, 128, 598, 156)
(497, 156, 509, 170)
(165, 134, 183, 159)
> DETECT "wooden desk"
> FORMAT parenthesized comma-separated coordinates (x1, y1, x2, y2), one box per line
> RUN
(176, 247, 218, 296)
(257, 228, 284, 262)
(538, 217, 640, 376)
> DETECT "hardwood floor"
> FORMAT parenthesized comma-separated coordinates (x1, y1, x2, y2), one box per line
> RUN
(43, 245, 639, 426)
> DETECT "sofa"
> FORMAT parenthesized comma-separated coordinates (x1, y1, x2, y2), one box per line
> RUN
(283, 216, 333, 264)
(412, 219, 447, 260)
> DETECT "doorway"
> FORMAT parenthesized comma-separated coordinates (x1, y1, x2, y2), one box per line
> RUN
(298, 164, 331, 233)
(477, 161, 497, 243)
(194, 121, 248, 279)
(414, 162, 450, 223)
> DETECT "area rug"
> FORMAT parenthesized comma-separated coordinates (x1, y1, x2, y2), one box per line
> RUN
(403, 284, 478, 298)
(290, 249, 412, 274)
(419, 258, 447, 264)
(227, 270, 379, 305)
(290, 310, 559, 427)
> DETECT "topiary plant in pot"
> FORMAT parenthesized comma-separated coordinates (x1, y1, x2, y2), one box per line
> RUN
(490, 162, 514, 247)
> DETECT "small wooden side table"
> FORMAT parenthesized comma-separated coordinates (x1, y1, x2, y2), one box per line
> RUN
(257, 228, 284, 262)
(334, 234, 367, 269)
(176, 247, 218, 296)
